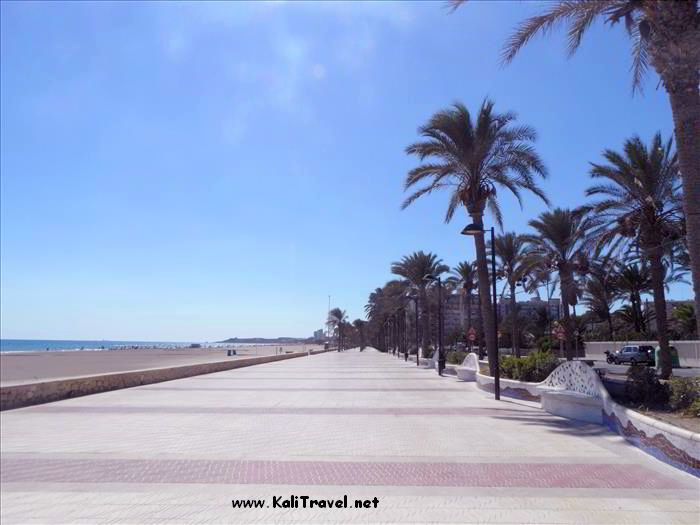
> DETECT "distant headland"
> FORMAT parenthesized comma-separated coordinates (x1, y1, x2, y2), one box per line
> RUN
(216, 337, 315, 344)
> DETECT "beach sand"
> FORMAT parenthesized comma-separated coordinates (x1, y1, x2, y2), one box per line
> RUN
(0, 345, 323, 385)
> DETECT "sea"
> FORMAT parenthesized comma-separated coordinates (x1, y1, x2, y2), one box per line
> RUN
(0, 339, 198, 353)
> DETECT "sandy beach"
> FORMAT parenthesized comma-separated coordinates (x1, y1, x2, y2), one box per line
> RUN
(0, 345, 323, 385)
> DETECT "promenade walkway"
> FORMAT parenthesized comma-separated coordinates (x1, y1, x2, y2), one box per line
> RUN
(1, 348, 698, 524)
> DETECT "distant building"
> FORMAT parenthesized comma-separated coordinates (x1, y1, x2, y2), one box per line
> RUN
(428, 292, 482, 342)
(313, 329, 324, 341)
(499, 297, 560, 322)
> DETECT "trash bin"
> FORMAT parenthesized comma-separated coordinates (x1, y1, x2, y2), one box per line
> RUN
(654, 346, 681, 368)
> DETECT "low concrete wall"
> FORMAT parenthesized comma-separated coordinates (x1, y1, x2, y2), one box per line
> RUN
(585, 340, 700, 367)
(474, 359, 699, 476)
(0, 350, 330, 411)
(475, 372, 542, 402)
(603, 400, 700, 477)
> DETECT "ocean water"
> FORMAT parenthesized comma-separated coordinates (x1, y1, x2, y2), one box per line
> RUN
(0, 339, 196, 353)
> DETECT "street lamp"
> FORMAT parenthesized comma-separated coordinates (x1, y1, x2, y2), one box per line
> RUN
(406, 293, 420, 366)
(461, 223, 500, 401)
(423, 273, 444, 376)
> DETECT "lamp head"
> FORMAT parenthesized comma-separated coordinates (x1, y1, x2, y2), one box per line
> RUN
(461, 223, 484, 236)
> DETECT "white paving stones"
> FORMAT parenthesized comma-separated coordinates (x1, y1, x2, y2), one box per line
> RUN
(1, 348, 698, 524)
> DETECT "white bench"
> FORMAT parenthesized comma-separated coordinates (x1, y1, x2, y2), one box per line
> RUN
(540, 389, 603, 424)
(538, 361, 605, 424)
(455, 353, 479, 381)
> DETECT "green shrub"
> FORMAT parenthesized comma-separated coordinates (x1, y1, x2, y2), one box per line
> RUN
(625, 366, 669, 407)
(499, 355, 520, 380)
(669, 377, 700, 412)
(446, 350, 467, 365)
(422, 346, 434, 359)
(499, 351, 560, 382)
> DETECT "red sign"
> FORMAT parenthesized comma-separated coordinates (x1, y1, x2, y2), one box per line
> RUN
(554, 325, 565, 341)
(468, 327, 476, 341)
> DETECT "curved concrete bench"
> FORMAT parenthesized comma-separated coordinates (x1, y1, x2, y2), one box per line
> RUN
(537, 361, 604, 424)
(418, 348, 437, 369)
(455, 352, 479, 381)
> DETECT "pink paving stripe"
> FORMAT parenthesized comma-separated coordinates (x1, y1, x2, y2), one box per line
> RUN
(141, 387, 464, 392)
(175, 377, 439, 380)
(0, 458, 686, 489)
(23, 406, 541, 416)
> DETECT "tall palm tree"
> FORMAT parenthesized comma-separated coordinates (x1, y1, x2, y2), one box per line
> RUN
(391, 251, 448, 351)
(615, 263, 653, 333)
(447, 261, 478, 338)
(402, 100, 548, 374)
(327, 307, 348, 351)
(489, 232, 528, 357)
(523, 208, 595, 360)
(582, 258, 621, 340)
(587, 133, 683, 378)
(353, 319, 367, 350)
(450, 0, 700, 338)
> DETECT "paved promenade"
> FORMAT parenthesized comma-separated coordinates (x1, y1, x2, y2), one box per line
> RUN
(1, 349, 698, 524)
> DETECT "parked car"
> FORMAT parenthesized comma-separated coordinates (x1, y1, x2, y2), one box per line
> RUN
(609, 345, 655, 365)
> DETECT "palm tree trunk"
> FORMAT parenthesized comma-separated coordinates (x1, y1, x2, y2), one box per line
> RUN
(470, 214, 497, 375)
(632, 294, 642, 333)
(561, 302, 573, 361)
(607, 314, 614, 341)
(649, 246, 672, 379)
(459, 291, 465, 333)
(667, 86, 700, 338)
(510, 282, 519, 358)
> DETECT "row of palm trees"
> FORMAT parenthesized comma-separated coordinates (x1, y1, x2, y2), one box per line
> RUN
(367, 113, 688, 379)
(337, 2, 699, 381)
(447, 0, 699, 341)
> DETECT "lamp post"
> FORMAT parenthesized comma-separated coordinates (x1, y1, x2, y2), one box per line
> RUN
(407, 294, 420, 365)
(462, 223, 500, 401)
(423, 274, 444, 376)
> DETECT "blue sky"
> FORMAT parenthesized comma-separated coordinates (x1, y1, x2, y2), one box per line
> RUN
(0, 1, 689, 341)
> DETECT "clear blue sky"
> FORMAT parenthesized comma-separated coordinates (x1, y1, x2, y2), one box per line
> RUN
(0, 1, 689, 341)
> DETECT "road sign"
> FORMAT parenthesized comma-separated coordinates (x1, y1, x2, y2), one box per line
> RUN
(554, 325, 565, 341)
(468, 327, 476, 341)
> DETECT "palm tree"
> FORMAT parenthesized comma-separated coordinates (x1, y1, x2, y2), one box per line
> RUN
(353, 319, 367, 350)
(450, 0, 700, 338)
(327, 307, 347, 351)
(582, 258, 621, 340)
(523, 208, 595, 360)
(447, 261, 478, 340)
(615, 263, 653, 333)
(671, 304, 697, 340)
(391, 251, 448, 352)
(489, 232, 528, 357)
(402, 100, 548, 374)
(587, 133, 683, 378)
